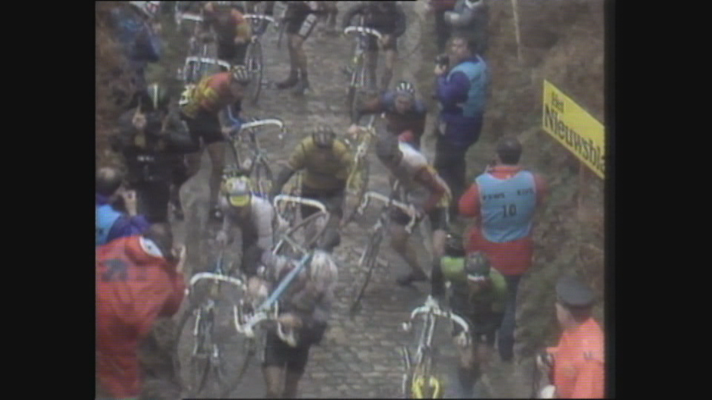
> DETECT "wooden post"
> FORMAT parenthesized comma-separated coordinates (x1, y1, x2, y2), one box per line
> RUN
(577, 161, 587, 269)
(511, 0, 523, 63)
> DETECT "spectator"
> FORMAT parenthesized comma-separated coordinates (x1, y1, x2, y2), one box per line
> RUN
(96, 223, 186, 399)
(433, 35, 489, 220)
(427, 0, 457, 53)
(458, 135, 548, 362)
(444, 0, 489, 55)
(96, 167, 150, 246)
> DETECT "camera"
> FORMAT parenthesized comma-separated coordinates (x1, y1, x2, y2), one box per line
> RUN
(435, 54, 449, 69)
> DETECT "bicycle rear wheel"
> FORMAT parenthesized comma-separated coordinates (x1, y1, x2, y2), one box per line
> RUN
(349, 228, 383, 315)
(245, 40, 263, 104)
(342, 157, 369, 225)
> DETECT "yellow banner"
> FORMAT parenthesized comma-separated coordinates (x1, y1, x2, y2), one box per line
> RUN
(542, 80, 605, 179)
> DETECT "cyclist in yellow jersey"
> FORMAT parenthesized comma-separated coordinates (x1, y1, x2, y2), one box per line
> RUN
(270, 125, 352, 251)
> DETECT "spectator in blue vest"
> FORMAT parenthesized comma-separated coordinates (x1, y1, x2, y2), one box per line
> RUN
(433, 35, 489, 220)
(108, 1, 162, 111)
(96, 167, 151, 247)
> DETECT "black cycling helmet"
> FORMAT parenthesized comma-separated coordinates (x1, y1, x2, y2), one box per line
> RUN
(464, 251, 491, 282)
(147, 83, 170, 111)
(375, 133, 401, 163)
(312, 125, 335, 149)
(444, 233, 465, 257)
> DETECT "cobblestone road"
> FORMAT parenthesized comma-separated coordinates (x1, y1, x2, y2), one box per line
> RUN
(171, 2, 481, 398)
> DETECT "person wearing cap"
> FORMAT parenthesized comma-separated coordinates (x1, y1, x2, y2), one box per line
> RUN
(270, 125, 353, 251)
(179, 66, 252, 222)
(347, 80, 428, 150)
(536, 276, 604, 398)
(444, 0, 489, 56)
(458, 134, 547, 363)
(430, 240, 507, 397)
(96, 223, 187, 399)
(96, 167, 151, 247)
(215, 175, 276, 276)
(247, 249, 338, 398)
(433, 34, 489, 219)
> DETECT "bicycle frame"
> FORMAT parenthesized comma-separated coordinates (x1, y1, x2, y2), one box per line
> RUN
(401, 296, 471, 398)
(356, 187, 418, 235)
(224, 114, 286, 175)
(343, 26, 383, 89)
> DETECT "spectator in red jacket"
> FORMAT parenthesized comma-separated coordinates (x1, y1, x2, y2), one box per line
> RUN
(96, 223, 186, 399)
(427, 0, 457, 52)
(458, 135, 547, 362)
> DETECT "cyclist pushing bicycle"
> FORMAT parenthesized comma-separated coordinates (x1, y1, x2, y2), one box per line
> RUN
(430, 238, 506, 397)
(348, 80, 428, 150)
(216, 175, 276, 277)
(374, 133, 451, 286)
(246, 249, 338, 398)
(270, 125, 353, 251)
(341, 1, 406, 93)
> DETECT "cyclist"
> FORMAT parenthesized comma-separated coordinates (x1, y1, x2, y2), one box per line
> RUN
(270, 125, 352, 251)
(536, 276, 604, 398)
(112, 83, 195, 223)
(96, 223, 186, 400)
(108, 1, 162, 111)
(431, 243, 506, 397)
(267, 1, 325, 95)
(458, 135, 548, 363)
(216, 175, 276, 276)
(202, 1, 253, 65)
(96, 167, 151, 246)
(249, 249, 338, 398)
(348, 80, 428, 150)
(444, 0, 489, 55)
(374, 133, 451, 285)
(179, 66, 252, 221)
(341, 1, 406, 92)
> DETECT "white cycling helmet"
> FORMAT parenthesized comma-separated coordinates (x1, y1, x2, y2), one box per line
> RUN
(130, 1, 161, 19)
(308, 250, 338, 290)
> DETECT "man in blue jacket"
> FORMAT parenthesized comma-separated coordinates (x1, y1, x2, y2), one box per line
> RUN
(433, 35, 489, 219)
(109, 1, 162, 111)
(96, 167, 151, 247)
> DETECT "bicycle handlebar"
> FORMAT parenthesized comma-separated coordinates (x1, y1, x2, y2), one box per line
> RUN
(179, 13, 204, 23)
(356, 191, 418, 234)
(344, 26, 383, 40)
(273, 195, 327, 215)
(405, 296, 472, 346)
(243, 14, 276, 24)
(184, 56, 232, 71)
(188, 272, 246, 289)
(233, 306, 298, 347)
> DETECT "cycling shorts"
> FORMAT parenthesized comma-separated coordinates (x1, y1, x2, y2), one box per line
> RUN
(181, 109, 225, 147)
(262, 331, 312, 373)
(286, 12, 318, 39)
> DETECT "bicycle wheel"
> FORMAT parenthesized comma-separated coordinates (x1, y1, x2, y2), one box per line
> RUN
(342, 157, 369, 225)
(346, 54, 366, 121)
(349, 227, 383, 315)
(253, 159, 273, 199)
(174, 293, 246, 397)
(245, 41, 263, 105)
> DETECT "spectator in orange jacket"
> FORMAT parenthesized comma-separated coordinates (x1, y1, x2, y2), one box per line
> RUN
(96, 223, 186, 399)
(536, 276, 604, 398)
(458, 135, 547, 362)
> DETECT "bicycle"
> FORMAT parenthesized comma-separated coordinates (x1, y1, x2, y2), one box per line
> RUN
(224, 112, 286, 199)
(400, 295, 472, 399)
(242, 13, 277, 105)
(272, 195, 328, 258)
(341, 114, 377, 226)
(343, 25, 383, 121)
(348, 180, 418, 316)
(174, 250, 246, 398)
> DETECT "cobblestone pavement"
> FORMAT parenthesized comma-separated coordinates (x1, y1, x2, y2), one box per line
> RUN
(171, 2, 481, 398)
